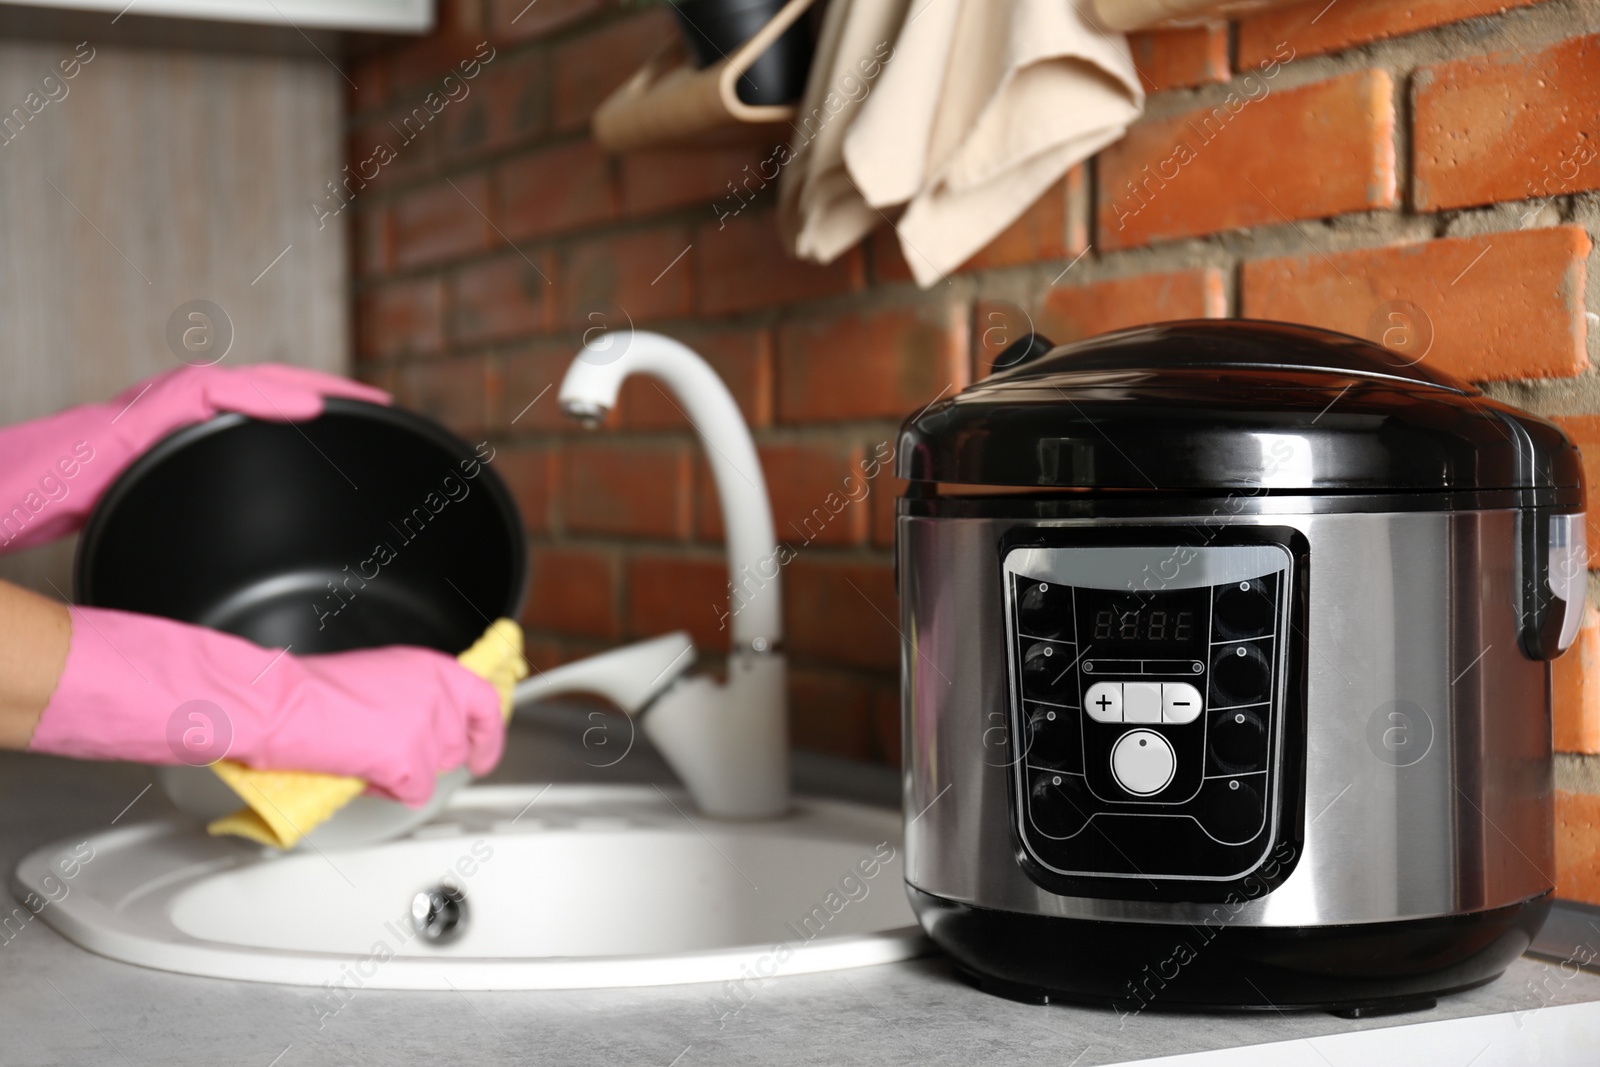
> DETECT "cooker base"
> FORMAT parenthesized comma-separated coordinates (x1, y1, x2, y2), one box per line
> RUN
(911, 887, 1551, 1013)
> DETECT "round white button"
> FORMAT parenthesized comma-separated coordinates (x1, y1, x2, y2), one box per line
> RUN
(1110, 729, 1176, 797)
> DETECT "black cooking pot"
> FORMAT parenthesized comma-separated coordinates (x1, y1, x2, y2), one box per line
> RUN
(76, 399, 526, 655)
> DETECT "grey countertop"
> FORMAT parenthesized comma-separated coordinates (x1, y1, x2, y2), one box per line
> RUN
(4, 710, 1599, 1067)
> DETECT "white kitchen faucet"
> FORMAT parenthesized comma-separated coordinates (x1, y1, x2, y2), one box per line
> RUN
(556, 330, 789, 819)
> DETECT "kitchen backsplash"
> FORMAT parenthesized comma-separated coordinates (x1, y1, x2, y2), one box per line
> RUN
(345, 0, 1600, 901)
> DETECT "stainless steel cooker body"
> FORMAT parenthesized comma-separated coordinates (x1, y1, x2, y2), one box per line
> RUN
(891, 321, 1584, 1009)
(899, 499, 1557, 931)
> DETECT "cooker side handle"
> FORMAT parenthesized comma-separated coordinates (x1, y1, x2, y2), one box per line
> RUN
(1518, 510, 1587, 661)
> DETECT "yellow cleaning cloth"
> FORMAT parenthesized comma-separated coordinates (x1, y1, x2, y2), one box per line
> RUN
(206, 619, 528, 849)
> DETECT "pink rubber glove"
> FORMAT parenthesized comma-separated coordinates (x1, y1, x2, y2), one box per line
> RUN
(0, 364, 390, 553)
(28, 606, 505, 806)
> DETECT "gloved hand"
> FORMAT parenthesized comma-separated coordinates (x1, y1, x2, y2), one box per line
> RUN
(0, 363, 389, 553)
(204, 619, 529, 849)
(27, 606, 505, 806)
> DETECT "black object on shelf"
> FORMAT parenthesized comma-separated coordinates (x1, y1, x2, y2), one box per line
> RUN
(671, 0, 814, 106)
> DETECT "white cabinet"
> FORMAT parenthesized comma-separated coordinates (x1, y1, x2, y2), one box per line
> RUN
(0, 0, 431, 33)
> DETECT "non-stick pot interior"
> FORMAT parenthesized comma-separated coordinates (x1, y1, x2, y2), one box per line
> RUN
(76, 399, 525, 656)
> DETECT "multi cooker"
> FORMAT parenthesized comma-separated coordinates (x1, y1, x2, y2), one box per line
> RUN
(895, 321, 1586, 1012)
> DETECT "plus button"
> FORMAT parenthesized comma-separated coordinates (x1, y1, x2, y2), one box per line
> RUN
(1084, 682, 1123, 723)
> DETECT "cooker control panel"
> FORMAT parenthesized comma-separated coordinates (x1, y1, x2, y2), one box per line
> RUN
(1001, 535, 1303, 898)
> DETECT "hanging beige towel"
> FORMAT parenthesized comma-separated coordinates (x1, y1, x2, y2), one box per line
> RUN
(777, 0, 914, 264)
(844, 0, 1142, 287)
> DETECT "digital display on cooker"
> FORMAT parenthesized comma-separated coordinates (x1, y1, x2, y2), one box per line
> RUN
(1092, 606, 1194, 642)
(1078, 588, 1209, 650)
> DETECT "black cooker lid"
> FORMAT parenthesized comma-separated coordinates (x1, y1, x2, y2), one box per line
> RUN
(896, 320, 1582, 493)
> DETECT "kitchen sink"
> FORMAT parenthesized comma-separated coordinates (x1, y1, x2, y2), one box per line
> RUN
(12, 784, 923, 990)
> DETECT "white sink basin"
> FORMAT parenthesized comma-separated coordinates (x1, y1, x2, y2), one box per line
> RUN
(13, 784, 924, 990)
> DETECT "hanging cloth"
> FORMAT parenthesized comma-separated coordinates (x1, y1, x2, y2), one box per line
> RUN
(782, 0, 1143, 288)
(777, 0, 915, 265)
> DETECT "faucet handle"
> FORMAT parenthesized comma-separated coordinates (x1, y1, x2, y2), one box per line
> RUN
(511, 632, 696, 718)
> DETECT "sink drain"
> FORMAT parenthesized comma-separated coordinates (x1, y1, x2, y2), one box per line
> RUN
(411, 885, 469, 945)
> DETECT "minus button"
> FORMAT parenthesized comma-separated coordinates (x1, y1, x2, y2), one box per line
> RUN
(1162, 682, 1204, 724)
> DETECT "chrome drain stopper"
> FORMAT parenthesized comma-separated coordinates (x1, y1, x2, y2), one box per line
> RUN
(411, 885, 469, 944)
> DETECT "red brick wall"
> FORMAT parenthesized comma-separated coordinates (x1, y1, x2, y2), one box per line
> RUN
(348, 0, 1600, 896)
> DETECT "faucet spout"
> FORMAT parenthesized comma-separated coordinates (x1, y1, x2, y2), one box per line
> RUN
(560, 333, 781, 650)
(559, 331, 788, 818)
